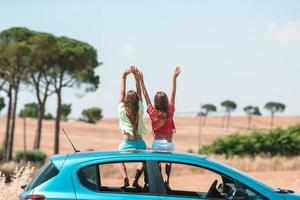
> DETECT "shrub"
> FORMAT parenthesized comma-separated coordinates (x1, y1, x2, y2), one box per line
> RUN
(202, 125, 300, 156)
(61, 104, 72, 121)
(0, 163, 35, 199)
(19, 103, 39, 118)
(44, 112, 54, 120)
(15, 150, 47, 164)
(81, 107, 103, 123)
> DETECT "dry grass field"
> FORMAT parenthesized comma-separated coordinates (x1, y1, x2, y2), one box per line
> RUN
(1, 115, 300, 193)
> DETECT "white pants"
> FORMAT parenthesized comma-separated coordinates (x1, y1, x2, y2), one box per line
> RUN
(152, 140, 175, 152)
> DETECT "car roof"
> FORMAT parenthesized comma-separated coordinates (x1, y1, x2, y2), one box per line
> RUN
(50, 150, 277, 195)
(51, 150, 207, 168)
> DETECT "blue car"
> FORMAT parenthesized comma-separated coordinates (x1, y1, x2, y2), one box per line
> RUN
(19, 150, 300, 200)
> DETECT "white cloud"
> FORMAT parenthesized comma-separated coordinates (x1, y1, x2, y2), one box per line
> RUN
(264, 21, 300, 47)
(120, 44, 135, 58)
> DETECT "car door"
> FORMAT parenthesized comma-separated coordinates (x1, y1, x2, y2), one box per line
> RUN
(155, 159, 273, 200)
(73, 160, 160, 200)
(154, 160, 238, 200)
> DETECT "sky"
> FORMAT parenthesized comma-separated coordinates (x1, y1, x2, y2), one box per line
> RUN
(0, 0, 300, 118)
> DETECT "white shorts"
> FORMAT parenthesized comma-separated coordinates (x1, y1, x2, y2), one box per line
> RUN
(152, 140, 175, 152)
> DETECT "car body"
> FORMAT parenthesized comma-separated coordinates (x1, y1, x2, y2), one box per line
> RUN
(19, 150, 300, 200)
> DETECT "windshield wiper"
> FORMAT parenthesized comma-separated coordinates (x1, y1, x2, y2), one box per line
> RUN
(276, 188, 294, 194)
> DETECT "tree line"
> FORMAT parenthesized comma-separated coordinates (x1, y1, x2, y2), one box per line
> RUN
(199, 100, 286, 129)
(0, 27, 102, 161)
(17, 102, 102, 123)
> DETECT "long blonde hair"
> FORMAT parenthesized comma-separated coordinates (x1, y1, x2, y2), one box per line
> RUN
(124, 90, 139, 139)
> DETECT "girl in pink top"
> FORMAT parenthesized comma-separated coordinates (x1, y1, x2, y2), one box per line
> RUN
(138, 66, 181, 188)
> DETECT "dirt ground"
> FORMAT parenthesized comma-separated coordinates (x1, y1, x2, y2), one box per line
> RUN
(0, 115, 300, 191)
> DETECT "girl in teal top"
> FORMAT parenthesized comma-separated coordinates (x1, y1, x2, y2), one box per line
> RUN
(118, 66, 147, 189)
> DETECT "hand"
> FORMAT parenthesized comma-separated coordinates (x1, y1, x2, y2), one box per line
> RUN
(135, 70, 143, 81)
(130, 66, 140, 79)
(173, 66, 181, 79)
(122, 68, 132, 78)
(130, 66, 138, 74)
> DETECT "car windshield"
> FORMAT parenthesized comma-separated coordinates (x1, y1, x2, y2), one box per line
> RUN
(206, 158, 278, 192)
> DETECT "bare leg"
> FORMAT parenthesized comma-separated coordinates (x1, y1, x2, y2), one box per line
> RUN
(132, 162, 144, 189)
(137, 162, 144, 170)
(119, 163, 129, 187)
(165, 163, 172, 189)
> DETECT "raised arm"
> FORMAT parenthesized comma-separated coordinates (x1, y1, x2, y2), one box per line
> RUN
(119, 68, 131, 103)
(131, 66, 142, 100)
(170, 66, 181, 105)
(137, 71, 152, 107)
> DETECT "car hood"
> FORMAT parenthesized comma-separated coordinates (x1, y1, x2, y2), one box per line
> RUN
(283, 192, 300, 200)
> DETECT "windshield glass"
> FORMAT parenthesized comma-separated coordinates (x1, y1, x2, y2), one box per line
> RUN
(206, 158, 277, 192)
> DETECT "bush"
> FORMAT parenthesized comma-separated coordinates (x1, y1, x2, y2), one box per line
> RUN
(61, 104, 72, 121)
(15, 150, 47, 164)
(81, 107, 103, 123)
(201, 125, 300, 156)
(44, 112, 54, 120)
(19, 103, 38, 118)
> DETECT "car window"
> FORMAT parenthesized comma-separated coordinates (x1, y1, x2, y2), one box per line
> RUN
(158, 162, 237, 199)
(78, 165, 99, 191)
(27, 161, 59, 191)
(242, 184, 268, 200)
(100, 162, 149, 193)
(78, 161, 149, 194)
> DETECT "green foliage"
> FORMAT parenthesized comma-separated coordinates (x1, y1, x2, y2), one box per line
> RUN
(264, 101, 285, 114)
(252, 106, 261, 115)
(221, 100, 237, 112)
(55, 36, 100, 91)
(61, 104, 71, 121)
(243, 105, 261, 116)
(244, 105, 253, 115)
(18, 102, 54, 120)
(44, 113, 54, 120)
(0, 96, 5, 113)
(201, 104, 217, 115)
(0, 27, 35, 161)
(201, 125, 300, 156)
(0, 27, 101, 156)
(81, 107, 103, 123)
(19, 102, 38, 118)
(15, 150, 47, 163)
(0, 27, 33, 44)
(52, 36, 100, 154)
(0, 27, 33, 79)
